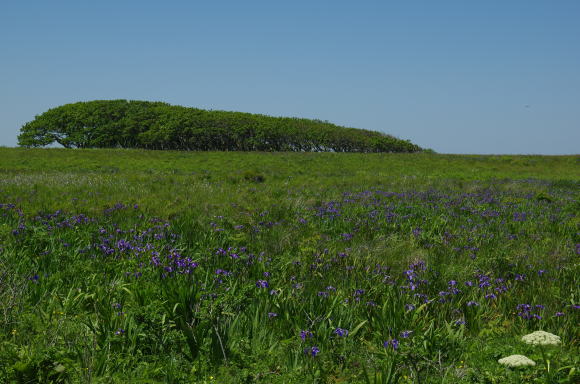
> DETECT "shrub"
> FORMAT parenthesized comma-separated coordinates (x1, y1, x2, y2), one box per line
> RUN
(18, 100, 422, 153)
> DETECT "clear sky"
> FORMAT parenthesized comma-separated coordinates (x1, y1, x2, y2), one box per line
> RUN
(1, 0, 579, 154)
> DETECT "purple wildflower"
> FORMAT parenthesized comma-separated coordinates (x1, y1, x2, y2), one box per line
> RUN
(400, 330, 413, 338)
(383, 339, 399, 350)
(304, 346, 320, 357)
(300, 330, 313, 341)
(256, 280, 269, 288)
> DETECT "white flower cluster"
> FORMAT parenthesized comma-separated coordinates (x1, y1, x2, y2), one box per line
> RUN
(521, 331, 561, 346)
(498, 354, 536, 368)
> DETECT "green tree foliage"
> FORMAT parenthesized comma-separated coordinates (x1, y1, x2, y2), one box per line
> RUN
(18, 100, 422, 152)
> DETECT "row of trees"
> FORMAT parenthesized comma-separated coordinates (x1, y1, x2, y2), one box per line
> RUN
(18, 100, 422, 152)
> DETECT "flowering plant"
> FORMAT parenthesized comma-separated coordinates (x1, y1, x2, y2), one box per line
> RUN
(498, 354, 536, 368)
(521, 331, 561, 346)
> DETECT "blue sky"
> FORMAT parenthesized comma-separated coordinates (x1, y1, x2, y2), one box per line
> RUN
(1, 0, 579, 154)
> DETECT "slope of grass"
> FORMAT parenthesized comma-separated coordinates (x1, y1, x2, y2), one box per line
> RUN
(0, 148, 578, 383)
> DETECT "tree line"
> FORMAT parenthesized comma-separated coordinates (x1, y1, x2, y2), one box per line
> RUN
(18, 100, 422, 152)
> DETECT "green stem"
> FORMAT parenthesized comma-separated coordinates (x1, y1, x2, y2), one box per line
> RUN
(540, 346, 553, 382)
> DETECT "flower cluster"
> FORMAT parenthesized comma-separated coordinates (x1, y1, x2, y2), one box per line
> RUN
(521, 331, 561, 346)
(516, 304, 544, 320)
(498, 354, 536, 368)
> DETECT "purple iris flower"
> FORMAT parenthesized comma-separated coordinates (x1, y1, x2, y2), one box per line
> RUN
(255, 280, 269, 288)
(300, 330, 313, 341)
(304, 346, 320, 357)
(400, 330, 413, 338)
(383, 339, 399, 350)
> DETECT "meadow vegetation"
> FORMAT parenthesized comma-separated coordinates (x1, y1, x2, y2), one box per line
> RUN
(0, 148, 578, 383)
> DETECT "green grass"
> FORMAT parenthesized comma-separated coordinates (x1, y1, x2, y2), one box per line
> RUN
(0, 148, 578, 383)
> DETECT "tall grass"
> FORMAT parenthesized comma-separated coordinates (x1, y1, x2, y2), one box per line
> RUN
(0, 148, 578, 383)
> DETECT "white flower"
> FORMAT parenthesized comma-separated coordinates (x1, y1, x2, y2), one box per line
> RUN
(521, 331, 561, 346)
(498, 355, 536, 368)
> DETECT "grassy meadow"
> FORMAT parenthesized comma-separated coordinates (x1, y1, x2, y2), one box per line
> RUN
(0, 148, 579, 383)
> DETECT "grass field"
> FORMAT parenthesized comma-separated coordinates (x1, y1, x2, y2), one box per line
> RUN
(1, 148, 578, 383)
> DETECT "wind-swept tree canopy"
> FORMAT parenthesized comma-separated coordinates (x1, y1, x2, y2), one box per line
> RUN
(18, 100, 422, 152)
